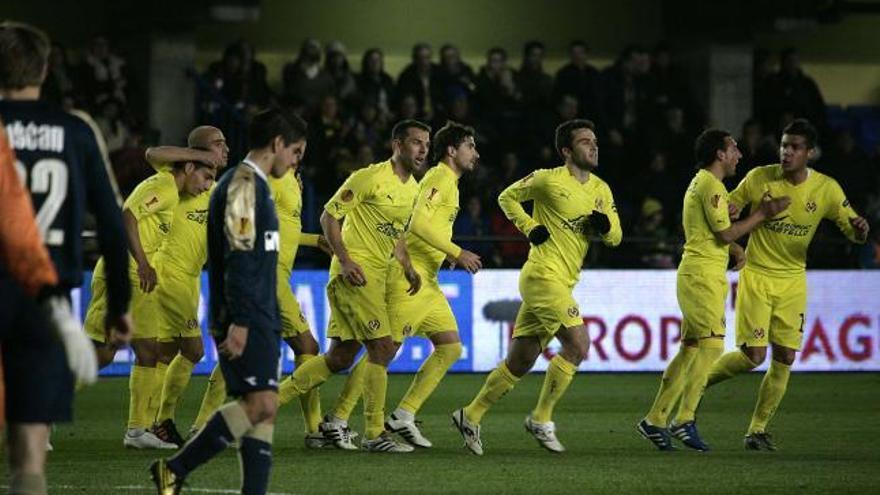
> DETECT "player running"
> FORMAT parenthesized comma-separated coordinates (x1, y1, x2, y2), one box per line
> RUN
(453, 119, 621, 455)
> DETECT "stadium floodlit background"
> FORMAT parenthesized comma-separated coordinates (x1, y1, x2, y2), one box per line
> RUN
(3, 0, 880, 493)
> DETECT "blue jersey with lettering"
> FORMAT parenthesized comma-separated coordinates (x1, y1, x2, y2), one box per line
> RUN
(0, 100, 130, 316)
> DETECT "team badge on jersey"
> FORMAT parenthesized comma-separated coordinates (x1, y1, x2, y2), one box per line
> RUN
(753, 327, 765, 339)
(805, 200, 817, 213)
(402, 324, 413, 336)
(595, 198, 605, 210)
(567, 305, 579, 318)
(368, 319, 381, 330)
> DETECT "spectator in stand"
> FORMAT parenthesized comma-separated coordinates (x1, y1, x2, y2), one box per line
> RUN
(766, 47, 829, 139)
(637, 149, 680, 228)
(356, 48, 395, 121)
(351, 102, 387, 153)
(649, 106, 693, 182)
(205, 43, 247, 109)
(732, 118, 777, 186)
(436, 43, 476, 103)
(532, 94, 578, 165)
(454, 195, 494, 263)
(516, 40, 553, 124)
(650, 41, 703, 129)
(305, 94, 352, 197)
(397, 42, 441, 121)
(236, 39, 273, 108)
(397, 93, 421, 121)
(282, 38, 334, 116)
(355, 142, 376, 168)
(631, 197, 676, 268)
(753, 48, 776, 132)
(601, 44, 654, 148)
(324, 41, 358, 108)
(81, 36, 128, 109)
(823, 128, 873, 211)
(94, 98, 130, 154)
(553, 40, 603, 124)
(41, 42, 78, 110)
(475, 47, 521, 144)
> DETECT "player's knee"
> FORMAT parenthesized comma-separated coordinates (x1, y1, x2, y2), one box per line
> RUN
(366, 338, 396, 365)
(181, 340, 204, 364)
(741, 346, 767, 366)
(771, 347, 796, 366)
(244, 394, 278, 424)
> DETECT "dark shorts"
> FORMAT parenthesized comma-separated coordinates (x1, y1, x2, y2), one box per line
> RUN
(0, 278, 74, 423)
(216, 325, 280, 398)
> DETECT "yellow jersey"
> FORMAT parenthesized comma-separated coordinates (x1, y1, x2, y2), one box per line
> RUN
(325, 160, 419, 273)
(270, 169, 318, 274)
(730, 164, 862, 276)
(153, 187, 211, 276)
(123, 170, 178, 259)
(406, 162, 462, 277)
(679, 169, 731, 274)
(498, 166, 622, 286)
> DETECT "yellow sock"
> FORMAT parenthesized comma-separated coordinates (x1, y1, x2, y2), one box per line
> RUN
(399, 342, 462, 415)
(278, 355, 332, 406)
(157, 354, 196, 422)
(127, 365, 155, 429)
(674, 338, 724, 424)
(463, 362, 520, 424)
(332, 357, 367, 422)
(362, 361, 388, 440)
(192, 364, 226, 432)
(645, 344, 698, 426)
(147, 362, 168, 424)
(295, 354, 322, 434)
(532, 354, 578, 423)
(706, 350, 758, 387)
(748, 360, 791, 434)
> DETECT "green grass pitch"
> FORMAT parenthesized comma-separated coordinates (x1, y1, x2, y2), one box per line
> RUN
(10, 372, 880, 494)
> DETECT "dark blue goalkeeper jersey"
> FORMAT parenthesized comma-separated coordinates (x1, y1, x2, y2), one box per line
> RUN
(0, 100, 130, 317)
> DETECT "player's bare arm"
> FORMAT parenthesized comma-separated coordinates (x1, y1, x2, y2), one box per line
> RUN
(122, 208, 157, 292)
(320, 209, 366, 286)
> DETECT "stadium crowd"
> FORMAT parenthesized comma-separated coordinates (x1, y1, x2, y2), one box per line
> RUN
(42, 37, 880, 269)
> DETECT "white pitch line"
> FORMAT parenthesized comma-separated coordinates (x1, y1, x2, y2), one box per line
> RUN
(3, 485, 298, 495)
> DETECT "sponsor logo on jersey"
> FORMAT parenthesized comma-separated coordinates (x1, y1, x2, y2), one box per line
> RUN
(187, 209, 208, 224)
(376, 222, 404, 239)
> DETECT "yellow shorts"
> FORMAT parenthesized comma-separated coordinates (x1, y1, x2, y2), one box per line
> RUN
(736, 268, 807, 350)
(85, 258, 158, 343)
(386, 264, 457, 343)
(326, 265, 390, 342)
(677, 271, 728, 340)
(277, 268, 311, 339)
(156, 266, 201, 342)
(512, 264, 582, 349)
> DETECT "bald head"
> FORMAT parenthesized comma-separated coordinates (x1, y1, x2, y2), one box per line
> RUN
(187, 126, 229, 168)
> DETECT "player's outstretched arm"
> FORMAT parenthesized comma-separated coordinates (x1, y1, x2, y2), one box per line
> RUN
(714, 196, 791, 244)
(145, 146, 222, 171)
